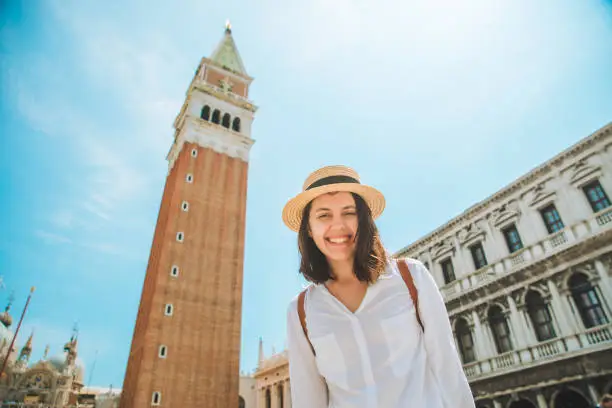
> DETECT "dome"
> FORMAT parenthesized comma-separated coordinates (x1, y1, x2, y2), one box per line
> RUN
(0, 310, 12, 328)
(48, 355, 67, 372)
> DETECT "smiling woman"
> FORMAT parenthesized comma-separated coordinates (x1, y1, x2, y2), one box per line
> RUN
(283, 165, 475, 408)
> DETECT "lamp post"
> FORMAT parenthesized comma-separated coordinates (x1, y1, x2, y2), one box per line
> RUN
(0, 287, 35, 379)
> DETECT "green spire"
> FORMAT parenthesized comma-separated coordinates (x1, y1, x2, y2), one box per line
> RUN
(210, 21, 248, 76)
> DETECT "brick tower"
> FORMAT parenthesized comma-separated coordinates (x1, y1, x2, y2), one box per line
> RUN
(120, 23, 257, 408)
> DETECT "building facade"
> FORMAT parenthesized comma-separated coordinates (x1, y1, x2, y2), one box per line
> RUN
(0, 306, 86, 408)
(119, 24, 257, 408)
(253, 339, 290, 408)
(394, 123, 612, 408)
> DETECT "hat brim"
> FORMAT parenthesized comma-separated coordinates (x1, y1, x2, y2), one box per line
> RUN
(282, 183, 386, 232)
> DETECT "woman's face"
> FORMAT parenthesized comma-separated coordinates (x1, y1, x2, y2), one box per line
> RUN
(308, 192, 358, 263)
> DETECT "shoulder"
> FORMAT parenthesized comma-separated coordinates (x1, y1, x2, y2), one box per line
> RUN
(394, 257, 437, 288)
(286, 284, 316, 317)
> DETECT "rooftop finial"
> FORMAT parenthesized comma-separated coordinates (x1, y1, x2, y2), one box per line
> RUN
(225, 19, 232, 33)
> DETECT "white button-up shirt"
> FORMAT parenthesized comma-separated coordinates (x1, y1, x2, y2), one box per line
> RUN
(286, 258, 475, 408)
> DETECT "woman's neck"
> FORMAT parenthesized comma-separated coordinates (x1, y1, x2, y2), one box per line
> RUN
(328, 258, 358, 285)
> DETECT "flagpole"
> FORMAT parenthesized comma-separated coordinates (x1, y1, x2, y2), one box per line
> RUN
(0, 287, 35, 379)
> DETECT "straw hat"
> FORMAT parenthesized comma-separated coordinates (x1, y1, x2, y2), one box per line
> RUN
(282, 165, 386, 232)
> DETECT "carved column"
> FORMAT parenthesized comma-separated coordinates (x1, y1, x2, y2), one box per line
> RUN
(472, 310, 493, 359)
(507, 295, 528, 349)
(588, 383, 600, 406)
(520, 308, 539, 345)
(271, 384, 279, 408)
(493, 399, 503, 408)
(594, 259, 612, 313)
(284, 381, 291, 408)
(536, 392, 548, 408)
(547, 279, 576, 336)
(259, 387, 267, 408)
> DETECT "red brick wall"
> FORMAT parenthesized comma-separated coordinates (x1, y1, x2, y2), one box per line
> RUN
(120, 143, 249, 408)
(206, 68, 248, 98)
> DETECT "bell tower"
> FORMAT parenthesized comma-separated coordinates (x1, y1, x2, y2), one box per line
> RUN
(120, 23, 257, 408)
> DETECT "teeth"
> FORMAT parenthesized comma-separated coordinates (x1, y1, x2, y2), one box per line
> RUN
(329, 237, 349, 244)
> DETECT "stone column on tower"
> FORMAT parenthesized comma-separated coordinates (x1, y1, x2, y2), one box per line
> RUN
(119, 22, 258, 408)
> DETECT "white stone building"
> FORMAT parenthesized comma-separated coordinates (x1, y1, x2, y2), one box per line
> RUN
(394, 122, 612, 408)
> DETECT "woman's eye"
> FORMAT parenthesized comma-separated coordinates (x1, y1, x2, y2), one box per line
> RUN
(344, 212, 357, 216)
(318, 214, 330, 219)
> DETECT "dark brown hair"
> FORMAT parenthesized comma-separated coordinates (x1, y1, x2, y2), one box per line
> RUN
(298, 192, 387, 284)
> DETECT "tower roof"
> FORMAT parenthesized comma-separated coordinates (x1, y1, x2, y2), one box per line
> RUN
(209, 21, 248, 76)
(22, 331, 34, 352)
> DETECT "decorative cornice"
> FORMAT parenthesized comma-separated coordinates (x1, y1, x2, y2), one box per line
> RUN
(431, 239, 455, 261)
(193, 81, 258, 113)
(528, 182, 556, 208)
(394, 123, 612, 257)
(167, 117, 254, 170)
(491, 203, 521, 229)
(568, 158, 601, 187)
(458, 222, 486, 246)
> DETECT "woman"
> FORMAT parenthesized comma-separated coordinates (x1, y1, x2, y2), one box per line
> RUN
(283, 165, 475, 407)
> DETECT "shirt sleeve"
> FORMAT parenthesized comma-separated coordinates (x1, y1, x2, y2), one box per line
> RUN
(411, 260, 476, 408)
(286, 294, 329, 408)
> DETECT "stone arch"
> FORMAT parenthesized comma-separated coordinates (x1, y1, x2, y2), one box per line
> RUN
(551, 387, 591, 408)
(452, 313, 474, 331)
(507, 397, 537, 408)
(518, 283, 549, 306)
(238, 395, 245, 408)
(486, 301, 510, 316)
(556, 265, 597, 292)
(506, 397, 538, 408)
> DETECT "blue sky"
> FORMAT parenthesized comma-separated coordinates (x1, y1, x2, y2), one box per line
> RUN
(1, 0, 611, 389)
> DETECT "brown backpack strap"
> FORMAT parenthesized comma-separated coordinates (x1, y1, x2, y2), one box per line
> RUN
(298, 289, 316, 355)
(397, 259, 424, 332)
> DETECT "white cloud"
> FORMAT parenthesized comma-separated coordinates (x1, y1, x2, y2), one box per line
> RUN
(35, 230, 72, 245)
(50, 210, 76, 229)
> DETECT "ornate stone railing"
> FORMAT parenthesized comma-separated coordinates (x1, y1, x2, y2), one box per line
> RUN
(463, 323, 611, 381)
(596, 207, 612, 226)
(440, 209, 612, 301)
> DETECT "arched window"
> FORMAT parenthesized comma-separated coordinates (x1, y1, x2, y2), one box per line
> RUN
(201, 105, 211, 121)
(526, 290, 556, 341)
(553, 389, 591, 408)
(488, 305, 513, 354)
(278, 383, 284, 408)
(265, 388, 271, 408)
(455, 318, 476, 363)
(569, 273, 608, 328)
(508, 399, 537, 408)
(238, 396, 245, 408)
(232, 117, 241, 132)
(222, 113, 231, 128)
(212, 109, 221, 124)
